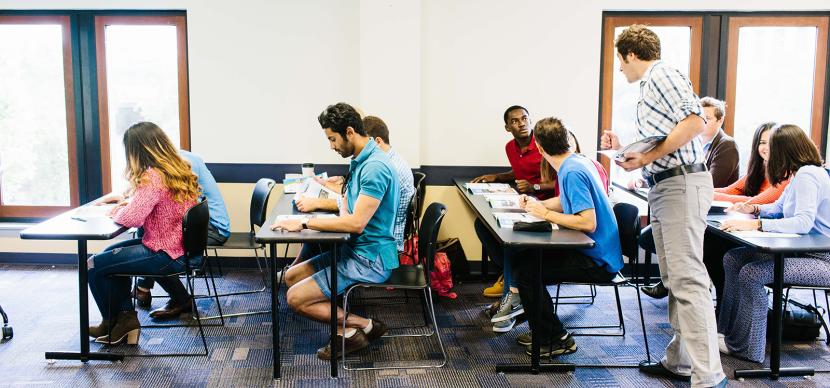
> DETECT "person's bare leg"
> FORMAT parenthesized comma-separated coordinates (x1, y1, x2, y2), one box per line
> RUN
(286, 277, 369, 334)
(284, 261, 316, 288)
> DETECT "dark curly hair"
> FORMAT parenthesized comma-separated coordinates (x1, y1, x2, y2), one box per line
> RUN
(317, 102, 365, 137)
(615, 24, 661, 61)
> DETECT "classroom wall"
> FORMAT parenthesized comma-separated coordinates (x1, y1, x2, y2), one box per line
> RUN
(2, 0, 829, 260)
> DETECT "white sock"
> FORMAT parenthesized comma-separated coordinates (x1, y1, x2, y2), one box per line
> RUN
(344, 328, 357, 338)
(137, 286, 150, 292)
(560, 333, 569, 341)
(363, 319, 373, 334)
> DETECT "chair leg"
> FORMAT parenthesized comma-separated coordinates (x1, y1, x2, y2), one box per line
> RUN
(634, 284, 652, 363)
(614, 285, 625, 336)
(424, 287, 448, 367)
(185, 271, 209, 356)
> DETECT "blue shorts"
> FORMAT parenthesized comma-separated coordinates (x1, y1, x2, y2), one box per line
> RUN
(309, 244, 391, 299)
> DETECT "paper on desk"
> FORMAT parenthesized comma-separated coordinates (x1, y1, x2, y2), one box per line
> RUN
(74, 204, 115, 218)
(731, 231, 800, 238)
(275, 214, 337, 222)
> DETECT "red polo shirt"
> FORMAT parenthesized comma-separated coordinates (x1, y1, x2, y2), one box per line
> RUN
(505, 133, 551, 199)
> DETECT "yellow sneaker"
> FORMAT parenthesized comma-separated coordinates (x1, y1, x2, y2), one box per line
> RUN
(483, 274, 504, 298)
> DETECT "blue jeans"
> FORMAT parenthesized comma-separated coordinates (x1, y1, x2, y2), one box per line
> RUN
(88, 239, 192, 319)
(474, 218, 517, 293)
(136, 224, 223, 291)
(308, 244, 391, 299)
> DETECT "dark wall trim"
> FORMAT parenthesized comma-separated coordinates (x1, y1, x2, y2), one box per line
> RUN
(0, 252, 77, 266)
(207, 163, 503, 186)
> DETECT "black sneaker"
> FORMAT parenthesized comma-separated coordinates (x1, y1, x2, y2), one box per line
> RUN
(525, 332, 577, 358)
(516, 331, 532, 347)
(638, 361, 691, 382)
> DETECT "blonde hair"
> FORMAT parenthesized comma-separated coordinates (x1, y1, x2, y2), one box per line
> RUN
(123, 122, 200, 203)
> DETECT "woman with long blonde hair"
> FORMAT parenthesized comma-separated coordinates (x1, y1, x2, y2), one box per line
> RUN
(87, 122, 200, 345)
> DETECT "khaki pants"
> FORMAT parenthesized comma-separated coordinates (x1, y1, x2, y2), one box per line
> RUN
(648, 171, 725, 387)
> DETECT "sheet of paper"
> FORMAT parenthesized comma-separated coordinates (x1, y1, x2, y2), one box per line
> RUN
(74, 204, 115, 218)
(275, 214, 337, 222)
(731, 231, 801, 238)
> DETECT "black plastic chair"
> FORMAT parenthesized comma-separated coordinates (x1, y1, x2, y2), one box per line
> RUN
(204, 178, 276, 318)
(412, 171, 426, 232)
(106, 199, 221, 357)
(551, 202, 652, 365)
(341, 202, 448, 370)
(0, 303, 11, 340)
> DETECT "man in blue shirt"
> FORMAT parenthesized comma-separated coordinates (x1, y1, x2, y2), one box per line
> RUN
(272, 103, 400, 360)
(513, 117, 622, 358)
(133, 149, 232, 319)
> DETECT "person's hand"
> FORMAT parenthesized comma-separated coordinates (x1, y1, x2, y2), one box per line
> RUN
(515, 179, 533, 193)
(601, 130, 621, 150)
(471, 174, 497, 183)
(98, 193, 125, 204)
(726, 202, 756, 214)
(315, 175, 343, 192)
(524, 200, 549, 220)
(627, 178, 645, 190)
(721, 219, 761, 232)
(270, 218, 303, 232)
(616, 152, 650, 172)
(294, 195, 319, 213)
(107, 201, 128, 217)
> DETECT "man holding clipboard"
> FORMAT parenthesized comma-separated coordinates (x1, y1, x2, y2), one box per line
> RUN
(601, 25, 726, 387)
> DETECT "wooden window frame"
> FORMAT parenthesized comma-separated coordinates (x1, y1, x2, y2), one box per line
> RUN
(0, 15, 80, 218)
(724, 16, 829, 146)
(94, 15, 190, 194)
(598, 15, 704, 172)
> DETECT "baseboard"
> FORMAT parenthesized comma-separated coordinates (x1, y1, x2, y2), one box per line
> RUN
(462, 260, 661, 285)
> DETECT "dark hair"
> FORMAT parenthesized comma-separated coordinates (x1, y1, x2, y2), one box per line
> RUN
(363, 116, 389, 144)
(533, 117, 570, 156)
(122, 122, 200, 203)
(766, 124, 824, 186)
(700, 97, 726, 121)
(615, 24, 661, 61)
(503, 105, 528, 124)
(317, 103, 365, 137)
(744, 122, 776, 196)
(541, 130, 581, 182)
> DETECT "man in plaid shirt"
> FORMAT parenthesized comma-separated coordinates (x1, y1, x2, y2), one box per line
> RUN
(602, 25, 726, 387)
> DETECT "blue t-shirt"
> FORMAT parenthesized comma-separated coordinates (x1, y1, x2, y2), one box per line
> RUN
(344, 140, 400, 270)
(558, 154, 622, 273)
(180, 150, 231, 238)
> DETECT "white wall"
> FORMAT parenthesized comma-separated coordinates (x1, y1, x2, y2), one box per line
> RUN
(0, 0, 828, 169)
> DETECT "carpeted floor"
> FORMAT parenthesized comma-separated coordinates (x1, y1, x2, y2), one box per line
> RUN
(1, 263, 829, 387)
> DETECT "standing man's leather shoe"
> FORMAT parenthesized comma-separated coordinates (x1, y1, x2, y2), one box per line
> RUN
(641, 281, 669, 299)
(132, 286, 152, 308)
(149, 298, 193, 320)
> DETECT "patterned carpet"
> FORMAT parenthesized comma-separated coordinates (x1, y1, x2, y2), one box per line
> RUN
(1, 263, 829, 387)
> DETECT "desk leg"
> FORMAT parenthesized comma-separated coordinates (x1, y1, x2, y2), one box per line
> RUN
(44, 240, 123, 362)
(330, 242, 338, 378)
(734, 253, 814, 380)
(481, 243, 489, 281)
(495, 248, 574, 374)
(270, 243, 280, 380)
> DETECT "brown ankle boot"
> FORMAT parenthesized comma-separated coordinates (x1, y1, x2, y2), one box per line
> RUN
(95, 311, 140, 345)
(89, 319, 112, 338)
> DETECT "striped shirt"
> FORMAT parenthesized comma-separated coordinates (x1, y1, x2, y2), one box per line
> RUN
(636, 61, 705, 176)
(387, 149, 415, 252)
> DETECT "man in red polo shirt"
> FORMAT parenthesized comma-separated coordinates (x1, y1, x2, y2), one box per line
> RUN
(471, 105, 555, 333)
(471, 105, 556, 198)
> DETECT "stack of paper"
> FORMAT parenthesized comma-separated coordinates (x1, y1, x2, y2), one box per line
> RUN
(492, 212, 553, 229)
(275, 214, 337, 222)
(464, 183, 518, 195)
(485, 194, 522, 210)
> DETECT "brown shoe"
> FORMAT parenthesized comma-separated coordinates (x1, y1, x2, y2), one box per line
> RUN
(316, 330, 369, 360)
(132, 286, 152, 309)
(95, 311, 140, 345)
(149, 298, 193, 320)
(364, 319, 387, 342)
(89, 320, 111, 338)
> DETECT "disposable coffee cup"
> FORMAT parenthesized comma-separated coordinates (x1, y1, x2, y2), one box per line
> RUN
(302, 163, 315, 177)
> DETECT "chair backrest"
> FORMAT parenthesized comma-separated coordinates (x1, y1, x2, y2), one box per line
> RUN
(613, 202, 641, 265)
(402, 194, 418, 240)
(250, 178, 277, 230)
(418, 202, 447, 275)
(412, 171, 426, 217)
(182, 199, 210, 259)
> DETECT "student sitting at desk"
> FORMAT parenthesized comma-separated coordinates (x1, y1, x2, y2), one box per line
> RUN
(87, 122, 201, 345)
(540, 129, 609, 193)
(717, 124, 830, 363)
(271, 103, 400, 360)
(512, 117, 622, 358)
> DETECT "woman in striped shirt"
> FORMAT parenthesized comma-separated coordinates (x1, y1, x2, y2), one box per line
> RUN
(87, 122, 200, 345)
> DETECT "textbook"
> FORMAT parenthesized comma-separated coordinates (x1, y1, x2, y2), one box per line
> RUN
(465, 183, 518, 195)
(283, 172, 329, 194)
(493, 212, 550, 229)
(485, 194, 522, 210)
(599, 135, 667, 162)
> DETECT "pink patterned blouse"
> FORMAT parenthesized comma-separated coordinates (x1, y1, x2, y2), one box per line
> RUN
(112, 168, 195, 259)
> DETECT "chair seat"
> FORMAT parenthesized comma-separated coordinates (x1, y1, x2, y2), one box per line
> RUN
(556, 272, 628, 287)
(207, 232, 259, 250)
(352, 264, 427, 289)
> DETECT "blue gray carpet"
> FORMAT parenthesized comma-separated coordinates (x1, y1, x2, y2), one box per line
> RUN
(1, 264, 829, 387)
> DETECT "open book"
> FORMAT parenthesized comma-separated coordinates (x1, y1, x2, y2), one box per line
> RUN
(493, 212, 555, 229)
(599, 135, 666, 162)
(464, 183, 518, 195)
(484, 194, 522, 210)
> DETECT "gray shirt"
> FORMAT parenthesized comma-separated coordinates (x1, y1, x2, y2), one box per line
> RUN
(760, 165, 830, 237)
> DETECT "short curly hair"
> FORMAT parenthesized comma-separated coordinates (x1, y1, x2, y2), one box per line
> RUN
(534, 117, 571, 156)
(615, 24, 661, 61)
(317, 103, 365, 137)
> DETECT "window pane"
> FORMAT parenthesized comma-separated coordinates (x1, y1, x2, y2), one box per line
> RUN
(104, 25, 180, 193)
(0, 24, 70, 206)
(610, 26, 692, 185)
(732, 27, 817, 173)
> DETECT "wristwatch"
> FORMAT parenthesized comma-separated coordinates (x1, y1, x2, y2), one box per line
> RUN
(301, 218, 310, 230)
(533, 183, 541, 192)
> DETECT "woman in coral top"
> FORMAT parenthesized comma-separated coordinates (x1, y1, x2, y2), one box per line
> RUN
(715, 122, 790, 205)
(87, 122, 200, 345)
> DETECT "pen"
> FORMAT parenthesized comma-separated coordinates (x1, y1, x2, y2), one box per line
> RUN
(71, 216, 87, 222)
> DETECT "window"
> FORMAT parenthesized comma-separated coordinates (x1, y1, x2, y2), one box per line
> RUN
(0, 16, 79, 217)
(95, 15, 190, 194)
(599, 16, 703, 186)
(725, 16, 828, 173)
(0, 11, 188, 219)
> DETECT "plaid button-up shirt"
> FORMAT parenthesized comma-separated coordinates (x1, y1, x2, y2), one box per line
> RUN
(636, 61, 705, 176)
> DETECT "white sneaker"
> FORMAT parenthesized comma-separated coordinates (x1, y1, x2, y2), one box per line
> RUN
(492, 317, 516, 333)
(491, 292, 524, 323)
